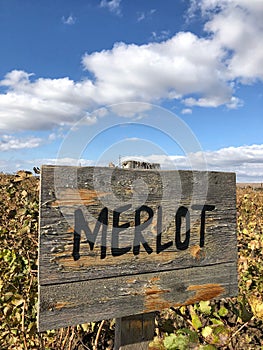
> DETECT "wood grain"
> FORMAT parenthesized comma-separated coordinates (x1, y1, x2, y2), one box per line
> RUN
(38, 261, 237, 331)
(38, 165, 238, 331)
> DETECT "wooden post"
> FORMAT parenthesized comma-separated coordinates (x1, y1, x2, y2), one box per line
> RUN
(114, 312, 155, 350)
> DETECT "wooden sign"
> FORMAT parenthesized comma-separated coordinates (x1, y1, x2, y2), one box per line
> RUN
(38, 165, 238, 332)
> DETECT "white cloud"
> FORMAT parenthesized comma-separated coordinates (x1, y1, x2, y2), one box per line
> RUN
(0, 29, 228, 130)
(124, 144, 263, 182)
(0, 1, 262, 132)
(0, 157, 96, 173)
(196, 144, 263, 182)
(109, 102, 152, 118)
(190, 0, 263, 83)
(150, 30, 170, 41)
(1, 143, 263, 182)
(0, 135, 42, 151)
(137, 9, 156, 22)
(0, 73, 96, 130)
(137, 12, 145, 22)
(62, 15, 76, 25)
(181, 108, 192, 115)
(34, 157, 95, 167)
(100, 0, 122, 16)
(82, 33, 230, 104)
(0, 70, 33, 88)
(226, 96, 244, 109)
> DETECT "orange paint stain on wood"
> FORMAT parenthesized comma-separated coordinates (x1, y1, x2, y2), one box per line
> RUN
(145, 287, 170, 296)
(149, 276, 160, 283)
(144, 291, 171, 312)
(144, 278, 171, 313)
(54, 301, 74, 310)
(153, 283, 226, 311)
(184, 283, 225, 305)
(50, 250, 180, 269)
(51, 188, 109, 207)
(190, 245, 206, 260)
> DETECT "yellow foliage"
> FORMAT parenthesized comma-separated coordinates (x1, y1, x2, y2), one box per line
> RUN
(249, 296, 263, 320)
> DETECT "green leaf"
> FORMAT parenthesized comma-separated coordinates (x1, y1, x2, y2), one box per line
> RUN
(11, 298, 24, 307)
(190, 307, 202, 330)
(218, 306, 228, 317)
(210, 318, 224, 325)
(249, 295, 263, 319)
(81, 323, 90, 332)
(199, 300, 212, 315)
(91, 322, 96, 332)
(177, 328, 198, 343)
(163, 333, 189, 350)
(202, 326, 213, 338)
(4, 291, 14, 301)
(179, 306, 186, 315)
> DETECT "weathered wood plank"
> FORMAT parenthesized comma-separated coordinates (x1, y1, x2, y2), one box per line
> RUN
(39, 166, 237, 285)
(38, 261, 237, 331)
(38, 165, 238, 332)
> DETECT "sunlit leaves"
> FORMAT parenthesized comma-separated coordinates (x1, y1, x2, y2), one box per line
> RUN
(249, 296, 263, 320)
(0, 176, 262, 349)
(190, 306, 202, 330)
(199, 301, 212, 315)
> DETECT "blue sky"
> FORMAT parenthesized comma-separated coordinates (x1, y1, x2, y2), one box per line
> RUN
(0, 0, 262, 182)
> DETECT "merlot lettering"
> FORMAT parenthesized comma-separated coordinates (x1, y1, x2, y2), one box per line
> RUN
(72, 204, 215, 261)
(112, 204, 132, 257)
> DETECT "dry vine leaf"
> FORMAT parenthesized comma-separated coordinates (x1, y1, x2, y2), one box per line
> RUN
(249, 296, 263, 319)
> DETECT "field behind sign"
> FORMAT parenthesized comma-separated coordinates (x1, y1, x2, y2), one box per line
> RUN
(2, 173, 262, 349)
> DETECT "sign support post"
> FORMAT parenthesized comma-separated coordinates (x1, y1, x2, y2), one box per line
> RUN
(114, 312, 155, 349)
